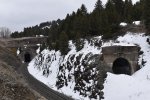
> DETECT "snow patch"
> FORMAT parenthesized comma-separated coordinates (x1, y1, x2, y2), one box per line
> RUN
(17, 48, 20, 55)
(36, 47, 40, 54)
(102, 40, 135, 47)
(36, 44, 41, 46)
(133, 21, 141, 25)
(120, 22, 127, 27)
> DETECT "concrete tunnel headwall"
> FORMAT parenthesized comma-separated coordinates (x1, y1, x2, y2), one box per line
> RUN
(102, 46, 140, 75)
(18, 47, 37, 63)
(5, 36, 48, 63)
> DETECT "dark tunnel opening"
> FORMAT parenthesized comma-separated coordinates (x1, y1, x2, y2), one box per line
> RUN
(112, 58, 131, 75)
(24, 52, 31, 63)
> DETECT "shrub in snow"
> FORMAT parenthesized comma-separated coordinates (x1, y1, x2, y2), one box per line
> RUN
(74, 39, 84, 52)
(146, 38, 150, 45)
(56, 54, 107, 99)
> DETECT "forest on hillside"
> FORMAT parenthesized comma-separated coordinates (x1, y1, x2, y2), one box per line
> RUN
(11, 0, 150, 55)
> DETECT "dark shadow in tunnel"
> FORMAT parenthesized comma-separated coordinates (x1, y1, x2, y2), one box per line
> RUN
(24, 52, 31, 63)
(112, 57, 131, 75)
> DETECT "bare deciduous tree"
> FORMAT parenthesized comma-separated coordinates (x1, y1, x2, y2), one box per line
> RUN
(0, 27, 11, 38)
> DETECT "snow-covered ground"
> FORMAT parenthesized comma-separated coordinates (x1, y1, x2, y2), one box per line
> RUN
(28, 32, 150, 100)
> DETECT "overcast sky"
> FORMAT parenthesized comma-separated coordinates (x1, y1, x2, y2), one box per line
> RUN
(0, 0, 139, 32)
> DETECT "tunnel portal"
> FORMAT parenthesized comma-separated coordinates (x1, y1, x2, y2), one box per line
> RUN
(102, 46, 139, 75)
(112, 58, 131, 75)
(24, 52, 31, 63)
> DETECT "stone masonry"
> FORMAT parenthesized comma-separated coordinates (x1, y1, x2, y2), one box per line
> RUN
(102, 46, 139, 75)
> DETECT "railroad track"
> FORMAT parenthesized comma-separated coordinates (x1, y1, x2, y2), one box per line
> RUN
(20, 64, 74, 100)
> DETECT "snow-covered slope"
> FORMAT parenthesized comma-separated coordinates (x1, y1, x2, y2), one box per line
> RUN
(28, 32, 150, 100)
(28, 37, 103, 100)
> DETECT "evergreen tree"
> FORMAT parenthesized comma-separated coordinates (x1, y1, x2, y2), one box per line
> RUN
(144, 0, 150, 32)
(58, 32, 69, 55)
(90, 0, 104, 35)
(139, 0, 145, 20)
(80, 4, 88, 15)
(112, 0, 124, 21)
(93, 0, 103, 14)
(105, 0, 120, 33)
(74, 32, 84, 51)
(100, 11, 112, 39)
(132, 1, 143, 21)
(73, 4, 89, 37)
(124, 0, 133, 23)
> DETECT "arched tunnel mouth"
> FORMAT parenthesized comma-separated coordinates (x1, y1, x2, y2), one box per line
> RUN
(112, 58, 131, 75)
(24, 52, 31, 63)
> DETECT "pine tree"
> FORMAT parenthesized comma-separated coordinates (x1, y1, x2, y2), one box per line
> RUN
(73, 4, 89, 37)
(124, 0, 133, 23)
(93, 0, 103, 14)
(132, 1, 143, 21)
(144, 0, 150, 33)
(58, 32, 69, 55)
(105, 0, 120, 33)
(75, 32, 84, 51)
(80, 4, 87, 15)
(112, 0, 124, 21)
(139, 0, 145, 20)
(90, 0, 104, 35)
(100, 11, 112, 39)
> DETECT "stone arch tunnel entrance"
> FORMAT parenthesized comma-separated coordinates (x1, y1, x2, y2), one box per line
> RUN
(112, 58, 131, 75)
(17, 48, 36, 64)
(102, 46, 139, 75)
(24, 52, 31, 63)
